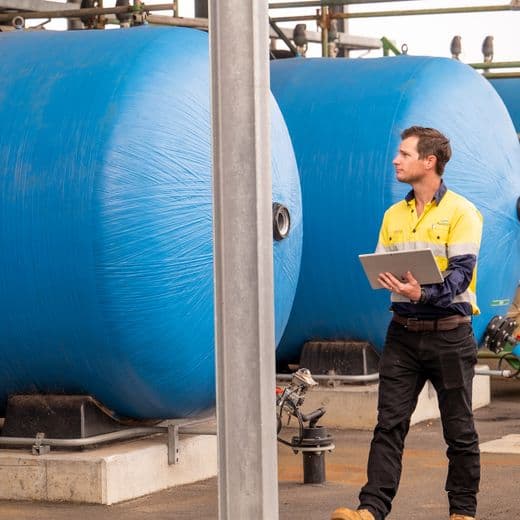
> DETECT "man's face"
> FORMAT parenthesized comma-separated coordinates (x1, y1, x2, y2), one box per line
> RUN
(392, 136, 430, 184)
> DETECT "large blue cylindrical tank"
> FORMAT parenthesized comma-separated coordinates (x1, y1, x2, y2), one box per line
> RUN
(489, 77, 520, 134)
(0, 27, 302, 419)
(271, 57, 520, 364)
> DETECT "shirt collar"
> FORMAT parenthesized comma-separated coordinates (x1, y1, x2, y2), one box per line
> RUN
(405, 180, 447, 205)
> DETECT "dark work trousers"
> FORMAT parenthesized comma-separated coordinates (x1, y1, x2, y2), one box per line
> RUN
(358, 321, 480, 520)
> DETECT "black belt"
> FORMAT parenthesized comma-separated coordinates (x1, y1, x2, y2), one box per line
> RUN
(392, 313, 471, 332)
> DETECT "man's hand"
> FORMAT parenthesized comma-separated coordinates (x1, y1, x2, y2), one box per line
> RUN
(378, 271, 422, 302)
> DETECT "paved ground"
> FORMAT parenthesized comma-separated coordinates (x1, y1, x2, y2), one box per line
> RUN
(0, 377, 519, 519)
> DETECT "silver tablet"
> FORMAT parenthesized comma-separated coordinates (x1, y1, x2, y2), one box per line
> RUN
(359, 249, 444, 290)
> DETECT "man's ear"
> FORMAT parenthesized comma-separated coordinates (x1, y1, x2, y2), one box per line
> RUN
(424, 154, 437, 172)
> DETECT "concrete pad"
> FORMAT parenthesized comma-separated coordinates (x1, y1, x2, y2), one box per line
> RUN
(297, 365, 490, 430)
(0, 433, 217, 505)
(480, 434, 520, 454)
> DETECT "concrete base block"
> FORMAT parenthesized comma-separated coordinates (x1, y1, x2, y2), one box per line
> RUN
(480, 434, 520, 454)
(0, 433, 217, 504)
(299, 365, 491, 430)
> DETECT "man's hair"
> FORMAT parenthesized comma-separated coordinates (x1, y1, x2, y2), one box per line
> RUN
(401, 126, 452, 176)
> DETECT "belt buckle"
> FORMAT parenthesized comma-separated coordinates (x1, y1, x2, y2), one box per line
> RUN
(406, 317, 419, 331)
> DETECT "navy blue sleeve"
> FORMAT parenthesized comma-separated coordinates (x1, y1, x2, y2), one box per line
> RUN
(422, 254, 476, 307)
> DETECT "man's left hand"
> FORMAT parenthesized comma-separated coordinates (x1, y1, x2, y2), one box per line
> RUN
(378, 271, 422, 302)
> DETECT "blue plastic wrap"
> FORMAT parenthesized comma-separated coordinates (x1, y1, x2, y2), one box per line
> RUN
(489, 77, 520, 134)
(0, 27, 302, 419)
(271, 56, 520, 364)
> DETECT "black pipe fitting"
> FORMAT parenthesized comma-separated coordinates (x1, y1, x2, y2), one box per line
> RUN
(291, 425, 334, 484)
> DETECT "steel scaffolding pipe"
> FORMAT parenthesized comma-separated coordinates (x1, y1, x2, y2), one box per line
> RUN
(269, 0, 422, 8)
(471, 61, 520, 70)
(0, 0, 80, 10)
(271, 3, 516, 23)
(0, 2, 175, 21)
(146, 14, 208, 29)
(484, 72, 520, 79)
(332, 4, 516, 18)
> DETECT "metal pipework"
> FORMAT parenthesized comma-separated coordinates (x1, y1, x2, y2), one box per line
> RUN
(276, 369, 334, 485)
(271, 3, 516, 23)
(471, 61, 520, 70)
(319, 5, 329, 57)
(194, 0, 208, 18)
(292, 426, 334, 484)
(0, 427, 166, 448)
(277, 372, 380, 383)
(270, 14, 319, 22)
(475, 367, 513, 377)
(67, 0, 83, 30)
(477, 351, 518, 361)
(269, 0, 421, 7)
(146, 14, 209, 29)
(0, 424, 217, 464)
(483, 72, 520, 79)
(0, 3, 175, 22)
(279, 366, 516, 382)
(0, 0, 80, 9)
(269, 18, 299, 56)
(331, 4, 516, 18)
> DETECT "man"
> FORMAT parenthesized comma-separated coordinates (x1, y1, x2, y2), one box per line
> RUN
(331, 126, 483, 520)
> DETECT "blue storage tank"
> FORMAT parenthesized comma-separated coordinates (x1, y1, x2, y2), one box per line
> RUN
(489, 77, 520, 134)
(271, 56, 520, 365)
(0, 27, 302, 419)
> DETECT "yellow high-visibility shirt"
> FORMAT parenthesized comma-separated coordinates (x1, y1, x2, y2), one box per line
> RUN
(376, 181, 483, 318)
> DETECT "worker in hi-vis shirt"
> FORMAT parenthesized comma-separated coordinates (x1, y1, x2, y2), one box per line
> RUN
(332, 126, 483, 520)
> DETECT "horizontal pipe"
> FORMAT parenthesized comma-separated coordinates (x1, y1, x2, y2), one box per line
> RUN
(0, 3, 174, 21)
(177, 428, 216, 436)
(470, 61, 520, 70)
(483, 72, 520, 79)
(475, 367, 513, 377)
(331, 4, 514, 18)
(270, 14, 320, 22)
(277, 372, 379, 383)
(0, 427, 165, 448)
(477, 351, 518, 360)
(146, 14, 208, 29)
(271, 4, 514, 22)
(269, 0, 419, 8)
(0, 0, 80, 10)
(278, 365, 517, 383)
(0, 424, 216, 449)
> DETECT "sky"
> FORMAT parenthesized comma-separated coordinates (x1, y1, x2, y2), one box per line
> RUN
(38, 0, 520, 64)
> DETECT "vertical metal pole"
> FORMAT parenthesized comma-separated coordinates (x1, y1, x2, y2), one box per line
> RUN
(209, 1, 279, 520)
(331, 4, 348, 57)
(67, 0, 83, 29)
(320, 6, 329, 57)
(194, 0, 208, 18)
